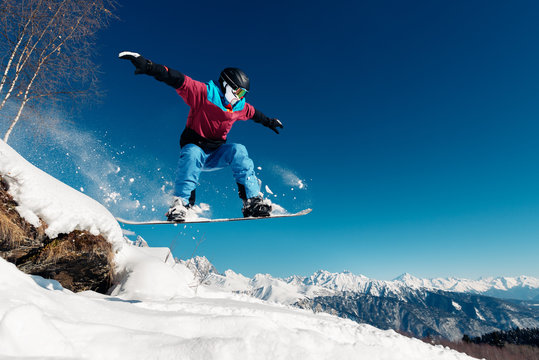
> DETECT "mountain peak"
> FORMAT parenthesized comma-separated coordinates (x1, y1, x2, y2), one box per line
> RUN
(393, 273, 420, 282)
(180, 256, 219, 278)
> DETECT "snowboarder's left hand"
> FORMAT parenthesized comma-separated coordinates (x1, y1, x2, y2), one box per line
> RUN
(265, 118, 283, 134)
(118, 51, 153, 75)
(252, 109, 284, 134)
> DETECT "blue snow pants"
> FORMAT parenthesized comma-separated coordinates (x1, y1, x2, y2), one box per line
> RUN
(174, 143, 260, 205)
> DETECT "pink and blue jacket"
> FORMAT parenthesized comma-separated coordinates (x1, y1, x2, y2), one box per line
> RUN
(146, 62, 269, 151)
(177, 75, 255, 143)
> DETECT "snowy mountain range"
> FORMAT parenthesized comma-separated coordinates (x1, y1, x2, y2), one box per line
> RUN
(183, 256, 539, 340)
(183, 256, 539, 303)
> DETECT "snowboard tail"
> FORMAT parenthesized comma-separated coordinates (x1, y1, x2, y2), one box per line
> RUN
(116, 208, 312, 225)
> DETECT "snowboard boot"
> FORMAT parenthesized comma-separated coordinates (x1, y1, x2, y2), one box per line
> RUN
(166, 197, 193, 222)
(242, 196, 272, 218)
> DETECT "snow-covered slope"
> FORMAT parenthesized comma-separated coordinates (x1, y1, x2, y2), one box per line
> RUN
(0, 256, 476, 360)
(0, 140, 124, 250)
(0, 140, 475, 359)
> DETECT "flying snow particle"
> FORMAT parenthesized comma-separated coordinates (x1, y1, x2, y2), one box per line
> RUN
(272, 165, 307, 190)
(104, 192, 121, 204)
(265, 185, 274, 194)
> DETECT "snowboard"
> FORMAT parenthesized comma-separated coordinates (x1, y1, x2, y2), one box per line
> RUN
(116, 208, 312, 225)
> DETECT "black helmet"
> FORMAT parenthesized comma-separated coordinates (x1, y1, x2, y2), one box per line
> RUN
(219, 67, 250, 92)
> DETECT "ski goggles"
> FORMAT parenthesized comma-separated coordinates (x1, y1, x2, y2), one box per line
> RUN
(221, 72, 248, 98)
(233, 87, 248, 99)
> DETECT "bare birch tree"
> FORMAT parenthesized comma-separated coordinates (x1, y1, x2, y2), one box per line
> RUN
(0, 0, 117, 142)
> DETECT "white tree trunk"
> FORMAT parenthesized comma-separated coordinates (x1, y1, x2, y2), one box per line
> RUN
(0, 36, 23, 96)
(3, 98, 29, 142)
(3, 58, 42, 143)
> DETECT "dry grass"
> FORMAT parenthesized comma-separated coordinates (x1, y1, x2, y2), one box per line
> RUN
(0, 175, 48, 248)
(0, 210, 28, 246)
(0, 176, 32, 247)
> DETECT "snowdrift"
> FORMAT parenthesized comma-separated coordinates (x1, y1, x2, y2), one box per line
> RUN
(0, 140, 124, 250)
(0, 256, 475, 360)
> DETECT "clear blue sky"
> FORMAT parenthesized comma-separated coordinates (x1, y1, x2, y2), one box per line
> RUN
(9, 0, 539, 279)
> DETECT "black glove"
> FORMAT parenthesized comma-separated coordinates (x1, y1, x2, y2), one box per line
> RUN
(252, 109, 284, 134)
(118, 51, 153, 75)
(264, 118, 283, 134)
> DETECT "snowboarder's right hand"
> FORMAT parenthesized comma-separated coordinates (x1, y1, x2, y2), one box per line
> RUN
(118, 51, 153, 75)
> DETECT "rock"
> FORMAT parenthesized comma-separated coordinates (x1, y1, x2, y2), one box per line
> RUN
(0, 176, 114, 293)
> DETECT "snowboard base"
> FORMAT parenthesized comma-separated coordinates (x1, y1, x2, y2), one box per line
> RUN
(116, 208, 312, 225)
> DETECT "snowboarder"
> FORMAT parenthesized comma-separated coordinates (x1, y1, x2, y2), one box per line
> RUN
(119, 51, 283, 222)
